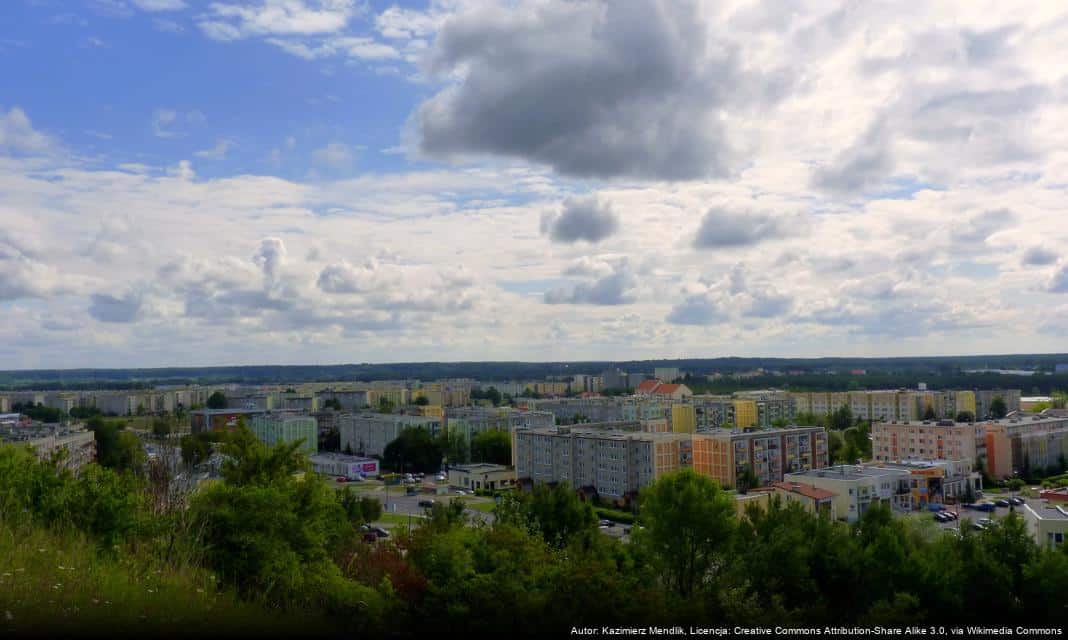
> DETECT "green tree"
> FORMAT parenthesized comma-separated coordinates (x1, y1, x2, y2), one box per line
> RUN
(470, 429, 512, 465)
(322, 398, 342, 411)
(413, 395, 430, 406)
(152, 417, 173, 438)
(382, 427, 443, 473)
(923, 405, 938, 420)
(88, 417, 145, 472)
(377, 396, 395, 414)
(989, 396, 1008, 419)
(206, 391, 228, 409)
(954, 411, 975, 423)
(633, 469, 736, 598)
(831, 405, 853, 430)
(494, 483, 596, 548)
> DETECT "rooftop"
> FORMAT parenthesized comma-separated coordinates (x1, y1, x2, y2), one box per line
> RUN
(767, 481, 837, 500)
(788, 465, 907, 481)
(1024, 502, 1068, 521)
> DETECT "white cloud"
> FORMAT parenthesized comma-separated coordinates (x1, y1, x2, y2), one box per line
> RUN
(0, 107, 54, 155)
(132, 0, 187, 11)
(198, 0, 362, 40)
(194, 139, 232, 160)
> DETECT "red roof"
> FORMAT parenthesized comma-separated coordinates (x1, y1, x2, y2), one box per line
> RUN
(656, 383, 683, 394)
(768, 481, 836, 501)
(636, 379, 661, 393)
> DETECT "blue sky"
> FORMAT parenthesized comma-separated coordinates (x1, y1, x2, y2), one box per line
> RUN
(2, 1, 430, 180)
(3, 1, 1068, 369)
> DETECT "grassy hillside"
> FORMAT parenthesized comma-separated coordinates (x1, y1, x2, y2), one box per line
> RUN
(0, 518, 333, 637)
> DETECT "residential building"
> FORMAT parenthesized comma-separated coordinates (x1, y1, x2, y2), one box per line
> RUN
(871, 419, 983, 467)
(670, 404, 696, 433)
(523, 397, 625, 424)
(309, 452, 380, 479)
(338, 413, 444, 457)
(1020, 396, 1053, 412)
(250, 414, 318, 455)
(448, 463, 515, 491)
(691, 395, 736, 430)
(870, 459, 981, 507)
(513, 426, 692, 505)
(1, 425, 96, 471)
(191, 408, 271, 433)
(691, 426, 829, 490)
(654, 367, 682, 382)
(634, 380, 693, 401)
(976, 389, 1022, 419)
(984, 415, 1068, 479)
(732, 399, 758, 428)
(601, 368, 628, 390)
(733, 390, 796, 427)
(445, 406, 555, 449)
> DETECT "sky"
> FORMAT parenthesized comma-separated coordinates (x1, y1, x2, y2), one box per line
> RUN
(3, 0, 1068, 369)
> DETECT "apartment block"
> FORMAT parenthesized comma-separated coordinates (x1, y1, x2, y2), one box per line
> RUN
(445, 406, 555, 444)
(871, 419, 983, 466)
(733, 390, 796, 427)
(338, 413, 444, 457)
(1, 426, 96, 471)
(513, 426, 692, 504)
(732, 399, 758, 428)
(250, 414, 318, 455)
(692, 427, 829, 490)
(984, 415, 1068, 479)
(670, 404, 696, 433)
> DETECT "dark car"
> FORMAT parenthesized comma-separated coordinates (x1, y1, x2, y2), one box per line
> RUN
(944, 511, 959, 520)
(598, 519, 615, 527)
(418, 499, 436, 508)
(972, 502, 997, 512)
(994, 499, 1010, 508)
(1009, 497, 1025, 506)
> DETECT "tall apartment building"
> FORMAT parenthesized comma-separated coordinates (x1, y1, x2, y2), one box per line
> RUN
(338, 413, 444, 457)
(654, 367, 682, 382)
(984, 415, 1068, 479)
(691, 427, 829, 490)
(513, 426, 692, 504)
(523, 397, 625, 424)
(871, 419, 983, 466)
(249, 414, 318, 455)
(445, 406, 555, 442)
(975, 389, 1022, 419)
(670, 404, 696, 433)
(733, 390, 796, 427)
(691, 395, 735, 430)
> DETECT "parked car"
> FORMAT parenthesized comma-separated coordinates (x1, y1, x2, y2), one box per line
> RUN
(934, 512, 949, 522)
(599, 519, 615, 527)
(973, 502, 997, 512)
(944, 511, 959, 520)
(335, 476, 347, 483)
(1009, 497, 1025, 506)
(418, 499, 436, 508)
(405, 486, 418, 496)
(435, 474, 447, 482)
(977, 518, 995, 528)
(994, 499, 1010, 508)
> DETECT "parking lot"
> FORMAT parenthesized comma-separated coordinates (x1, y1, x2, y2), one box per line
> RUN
(928, 495, 1029, 531)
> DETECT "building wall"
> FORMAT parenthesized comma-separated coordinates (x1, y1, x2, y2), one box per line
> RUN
(671, 404, 696, 433)
(250, 415, 318, 455)
(732, 400, 758, 428)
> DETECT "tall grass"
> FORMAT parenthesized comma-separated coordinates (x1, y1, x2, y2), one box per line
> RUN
(0, 517, 334, 636)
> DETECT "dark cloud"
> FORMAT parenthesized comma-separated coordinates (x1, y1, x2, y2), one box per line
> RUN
(955, 208, 1016, 245)
(89, 292, 142, 323)
(1022, 246, 1057, 267)
(415, 0, 787, 180)
(810, 122, 894, 194)
(542, 197, 619, 244)
(544, 261, 636, 305)
(666, 293, 723, 325)
(693, 208, 786, 249)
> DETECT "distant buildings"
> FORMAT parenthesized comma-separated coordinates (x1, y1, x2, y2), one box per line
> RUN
(793, 388, 1018, 422)
(249, 413, 318, 455)
(0, 425, 96, 471)
(871, 419, 983, 467)
(338, 413, 444, 457)
(634, 380, 693, 401)
(653, 367, 683, 382)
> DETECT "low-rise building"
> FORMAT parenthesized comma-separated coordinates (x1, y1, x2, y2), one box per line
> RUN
(309, 452, 380, 478)
(448, 463, 515, 491)
(784, 465, 911, 523)
(1, 425, 96, 471)
(760, 481, 837, 519)
(1021, 501, 1068, 549)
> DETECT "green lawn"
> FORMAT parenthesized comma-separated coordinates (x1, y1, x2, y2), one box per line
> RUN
(463, 500, 496, 513)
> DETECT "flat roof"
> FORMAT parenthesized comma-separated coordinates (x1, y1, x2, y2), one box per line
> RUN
(788, 465, 907, 481)
(1024, 502, 1068, 521)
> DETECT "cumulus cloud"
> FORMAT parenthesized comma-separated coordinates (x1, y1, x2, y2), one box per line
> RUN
(544, 259, 636, 305)
(0, 107, 54, 155)
(88, 292, 143, 323)
(0, 232, 64, 301)
(541, 196, 619, 244)
(1022, 246, 1057, 267)
(198, 0, 361, 40)
(317, 258, 401, 294)
(253, 237, 288, 285)
(312, 142, 355, 169)
(132, 0, 187, 11)
(415, 0, 787, 180)
(1047, 263, 1068, 294)
(693, 209, 787, 249)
